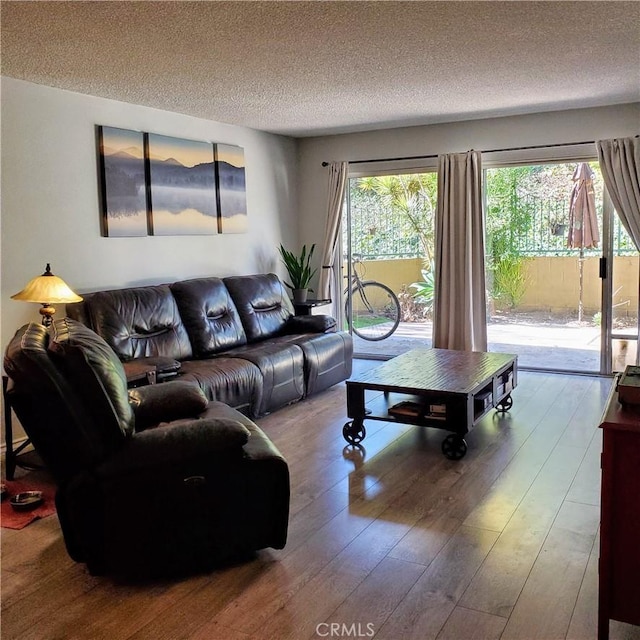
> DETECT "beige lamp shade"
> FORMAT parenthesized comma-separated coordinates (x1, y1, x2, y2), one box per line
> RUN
(11, 264, 82, 326)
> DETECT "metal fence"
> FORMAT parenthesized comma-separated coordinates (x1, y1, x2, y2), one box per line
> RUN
(503, 196, 636, 257)
(346, 197, 636, 260)
(345, 203, 423, 260)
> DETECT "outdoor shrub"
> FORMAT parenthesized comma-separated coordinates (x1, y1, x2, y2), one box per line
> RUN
(492, 255, 528, 309)
(409, 263, 435, 311)
(398, 286, 429, 322)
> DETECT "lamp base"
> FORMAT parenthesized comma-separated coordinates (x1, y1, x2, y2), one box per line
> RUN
(39, 304, 55, 327)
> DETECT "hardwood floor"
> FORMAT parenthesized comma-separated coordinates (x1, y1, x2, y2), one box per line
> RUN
(3, 362, 640, 640)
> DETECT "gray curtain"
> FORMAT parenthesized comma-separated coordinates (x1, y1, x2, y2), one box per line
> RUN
(597, 137, 640, 250)
(433, 150, 487, 351)
(319, 161, 348, 301)
(597, 137, 640, 366)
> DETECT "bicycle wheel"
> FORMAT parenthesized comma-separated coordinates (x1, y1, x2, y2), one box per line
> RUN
(345, 281, 401, 341)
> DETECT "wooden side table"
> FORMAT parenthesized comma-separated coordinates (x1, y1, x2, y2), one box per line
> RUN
(598, 381, 640, 639)
(3, 375, 41, 480)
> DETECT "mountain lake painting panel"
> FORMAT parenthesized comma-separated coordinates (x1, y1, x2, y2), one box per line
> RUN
(216, 144, 247, 234)
(98, 126, 149, 237)
(148, 133, 218, 235)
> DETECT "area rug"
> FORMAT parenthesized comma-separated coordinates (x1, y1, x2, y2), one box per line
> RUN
(1, 478, 57, 530)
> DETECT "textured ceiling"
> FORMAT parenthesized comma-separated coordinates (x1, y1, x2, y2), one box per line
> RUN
(1, 1, 639, 137)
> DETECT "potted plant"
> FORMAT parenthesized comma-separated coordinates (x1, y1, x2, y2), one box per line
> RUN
(278, 243, 317, 304)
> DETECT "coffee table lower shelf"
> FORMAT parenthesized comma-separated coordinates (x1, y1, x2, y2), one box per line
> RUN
(343, 349, 517, 460)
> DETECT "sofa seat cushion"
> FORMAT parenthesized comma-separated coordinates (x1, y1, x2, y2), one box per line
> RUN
(257, 332, 354, 396)
(97, 416, 251, 477)
(195, 401, 285, 459)
(223, 274, 294, 342)
(170, 278, 247, 357)
(279, 332, 354, 396)
(178, 358, 262, 417)
(221, 342, 304, 416)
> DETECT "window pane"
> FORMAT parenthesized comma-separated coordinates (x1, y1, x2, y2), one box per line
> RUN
(344, 173, 436, 357)
(485, 162, 603, 372)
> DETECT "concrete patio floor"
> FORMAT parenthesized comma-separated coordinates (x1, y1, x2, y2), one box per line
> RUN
(351, 319, 608, 372)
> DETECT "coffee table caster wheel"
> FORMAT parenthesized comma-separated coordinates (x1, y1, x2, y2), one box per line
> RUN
(343, 421, 366, 445)
(442, 434, 467, 460)
(496, 395, 513, 412)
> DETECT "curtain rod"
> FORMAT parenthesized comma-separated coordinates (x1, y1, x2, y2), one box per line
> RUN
(320, 139, 598, 167)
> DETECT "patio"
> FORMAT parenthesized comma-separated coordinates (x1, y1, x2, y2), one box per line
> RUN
(350, 315, 607, 372)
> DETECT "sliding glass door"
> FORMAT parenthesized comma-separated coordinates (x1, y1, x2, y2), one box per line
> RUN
(343, 158, 638, 372)
(343, 172, 436, 359)
(484, 161, 637, 374)
(603, 189, 639, 373)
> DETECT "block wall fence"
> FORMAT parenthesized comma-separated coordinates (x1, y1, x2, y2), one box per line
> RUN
(347, 256, 639, 319)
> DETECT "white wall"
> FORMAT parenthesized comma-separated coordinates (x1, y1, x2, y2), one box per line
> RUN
(1, 77, 300, 446)
(1, 77, 299, 354)
(298, 103, 640, 289)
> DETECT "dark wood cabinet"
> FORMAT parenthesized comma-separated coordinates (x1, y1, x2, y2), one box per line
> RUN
(598, 384, 640, 640)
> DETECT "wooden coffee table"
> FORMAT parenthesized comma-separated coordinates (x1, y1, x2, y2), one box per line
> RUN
(344, 348, 517, 459)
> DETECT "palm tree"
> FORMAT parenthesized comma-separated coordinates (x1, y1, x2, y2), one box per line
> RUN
(356, 174, 437, 263)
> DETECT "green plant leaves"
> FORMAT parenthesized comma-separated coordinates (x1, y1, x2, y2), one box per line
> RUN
(409, 262, 435, 311)
(278, 243, 317, 290)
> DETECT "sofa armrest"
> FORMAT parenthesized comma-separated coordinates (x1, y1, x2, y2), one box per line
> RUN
(282, 314, 337, 334)
(95, 417, 250, 478)
(129, 380, 208, 431)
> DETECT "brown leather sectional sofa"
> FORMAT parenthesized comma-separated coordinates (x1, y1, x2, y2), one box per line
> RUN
(4, 273, 350, 576)
(67, 273, 353, 418)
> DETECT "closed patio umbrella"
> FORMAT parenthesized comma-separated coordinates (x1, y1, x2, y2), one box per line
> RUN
(567, 162, 600, 322)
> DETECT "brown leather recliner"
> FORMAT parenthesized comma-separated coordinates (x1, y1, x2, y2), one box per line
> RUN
(3, 318, 290, 577)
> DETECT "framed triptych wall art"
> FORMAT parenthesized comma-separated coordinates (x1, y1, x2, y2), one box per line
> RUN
(97, 126, 247, 237)
(216, 144, 248, 234)
(147, 133, 218, 236)
(97, 126, 149, 237)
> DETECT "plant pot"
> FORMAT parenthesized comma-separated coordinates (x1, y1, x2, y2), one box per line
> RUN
(293, 288, 308, 304)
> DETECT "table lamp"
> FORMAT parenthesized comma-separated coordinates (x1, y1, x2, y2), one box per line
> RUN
(11, 263, 83, 327)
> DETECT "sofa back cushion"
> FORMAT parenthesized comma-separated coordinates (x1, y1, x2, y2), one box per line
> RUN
(49, 318, 135, 440)
(65, 299, 91, 326)
(3, 322, 127, 483)
(223, 274, 294, 342)
(74, 284, 192, 361)
(170, 277, 247, 357)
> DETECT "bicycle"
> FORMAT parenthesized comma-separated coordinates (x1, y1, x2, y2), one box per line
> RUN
(344, 255, 401, 341)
